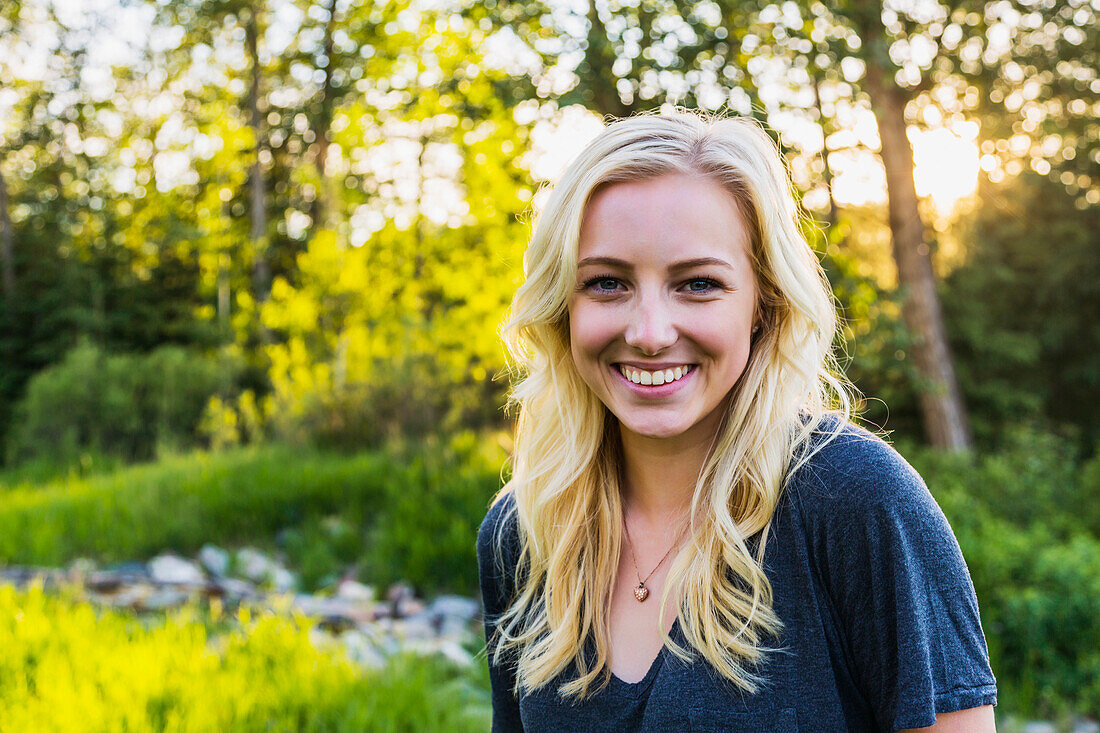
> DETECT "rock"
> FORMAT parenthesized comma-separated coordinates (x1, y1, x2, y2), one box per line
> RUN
(66, 557, 98, 581)
(7, 550, 490, 675)
(1023, 723, 1057, 733)
(403, 637, 475, 667)
(198, 544, 231, 576)
(101, 583, 154, 609)
(0, 566, 64, 589)
(386, 582, 425, 617)
(427, 595, 480, 623)
(392, 614, 440, 641)
(291, 594, 375, 627)
(149, 554, 206, 585)
(234, 547, 297, 592)
(86, 572, 125, 593)
(137, 588, 190, 611)
(102, 561, 151, 578)
(210, 577, 257, 600)
(335, 629, 388, 670)
(435, 638, 475, 667)
(336, 579, 375, 603)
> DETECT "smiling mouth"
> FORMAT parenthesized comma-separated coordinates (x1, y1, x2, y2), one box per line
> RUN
(616, 364, 695, 386)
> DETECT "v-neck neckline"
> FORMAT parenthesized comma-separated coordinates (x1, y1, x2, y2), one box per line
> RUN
(607, 616, 681, 697)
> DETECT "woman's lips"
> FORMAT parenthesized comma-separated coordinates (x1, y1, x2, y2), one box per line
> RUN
(612, 363, 695, 397)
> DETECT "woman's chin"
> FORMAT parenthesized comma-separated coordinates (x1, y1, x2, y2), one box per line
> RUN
(617, 418, 693, 442)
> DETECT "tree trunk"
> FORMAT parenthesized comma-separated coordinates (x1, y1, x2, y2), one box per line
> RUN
(810, 68, 839, 229)
(860, 30, 971, 450)
(579, 1, 635, 118)
(245, 5, 269, 306)
(217, 251, 230, 329)
(0, 169, 13, 299)
(312, 0, 338, 234)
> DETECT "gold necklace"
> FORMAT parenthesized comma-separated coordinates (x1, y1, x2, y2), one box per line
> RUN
(622, 516, 689, 602)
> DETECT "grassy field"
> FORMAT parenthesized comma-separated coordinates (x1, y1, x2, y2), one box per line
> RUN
(1, 433, 1097, 725)
(0, 435, 507, 595)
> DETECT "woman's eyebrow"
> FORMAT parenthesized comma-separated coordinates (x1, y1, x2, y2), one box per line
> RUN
(576, 256, 735, 272)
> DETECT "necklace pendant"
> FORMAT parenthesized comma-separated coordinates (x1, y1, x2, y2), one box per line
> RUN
(633, 583, 649, 602)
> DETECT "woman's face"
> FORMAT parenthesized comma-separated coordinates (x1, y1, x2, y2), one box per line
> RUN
(568, 172, 758, 445)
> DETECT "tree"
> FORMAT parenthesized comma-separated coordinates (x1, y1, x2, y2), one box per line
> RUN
(152, 0, 276, 314)
(494, 0, 1094, 449)
(943, 171, 1100, 448)
(842, 1, 970, 448)
(256, 2, 535, 445)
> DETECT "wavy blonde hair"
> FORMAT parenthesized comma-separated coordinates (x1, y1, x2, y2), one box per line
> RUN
(487, 111, 853, 699)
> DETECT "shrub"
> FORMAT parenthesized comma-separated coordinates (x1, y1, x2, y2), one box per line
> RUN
(913, 437, 1100, 719)
(0, 583, 491, 731)
(6, 340, 244, 467)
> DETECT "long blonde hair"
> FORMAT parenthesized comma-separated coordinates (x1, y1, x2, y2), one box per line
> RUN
(487, 111, 853, 699)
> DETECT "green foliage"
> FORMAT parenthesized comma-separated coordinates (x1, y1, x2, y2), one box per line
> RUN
(817, 233, 921, 437)
(358, 431, 510, 594)
(285, 355, 506, 452)
(6, 340, 244, 466)
(3, 425, 1099, 717)
(911, 426, 1092, 538)
(0, 437, 505, 596)
(0, 583, 490, 731)
(255, 9, 533, 451)
(942, 171, 1100, 447)
(910, 432, 1100, 718)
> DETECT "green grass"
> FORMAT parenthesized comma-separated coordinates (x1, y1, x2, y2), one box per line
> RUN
(0, 435, 507, 596)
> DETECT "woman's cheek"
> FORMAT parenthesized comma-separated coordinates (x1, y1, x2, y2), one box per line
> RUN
(569, 303, 616, 374)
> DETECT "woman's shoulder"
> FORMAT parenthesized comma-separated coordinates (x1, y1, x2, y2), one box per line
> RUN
(477, 488, 525, 615)
(788, 415, 932, 519)
(477, 488, 521, 566)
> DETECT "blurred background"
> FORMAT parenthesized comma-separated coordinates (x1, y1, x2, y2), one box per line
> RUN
(0, 0, 1096, 729)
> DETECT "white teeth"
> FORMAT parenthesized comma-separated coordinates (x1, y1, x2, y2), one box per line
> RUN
(618, 365, 693, 386)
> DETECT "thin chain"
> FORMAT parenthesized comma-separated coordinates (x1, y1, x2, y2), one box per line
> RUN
(623, 515, 689, 587)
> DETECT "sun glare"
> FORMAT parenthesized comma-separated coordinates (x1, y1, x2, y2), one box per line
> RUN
(912, 124, 981, 214)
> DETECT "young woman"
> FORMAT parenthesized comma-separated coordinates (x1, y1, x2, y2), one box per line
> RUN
(477, 112, 997, 732)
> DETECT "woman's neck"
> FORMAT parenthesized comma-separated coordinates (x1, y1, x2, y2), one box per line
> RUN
(618, 426, 716, 527)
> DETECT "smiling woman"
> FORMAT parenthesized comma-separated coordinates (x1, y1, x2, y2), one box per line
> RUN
(477, 112, 997, 732)
(569, 174, 757, 445)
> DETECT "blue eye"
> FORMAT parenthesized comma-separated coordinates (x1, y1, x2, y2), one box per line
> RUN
(584, 276, 622, 293)
(683, 278, 722, 293)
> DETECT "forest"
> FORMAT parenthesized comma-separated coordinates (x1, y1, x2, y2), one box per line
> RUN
(0, 0, 1097, 728)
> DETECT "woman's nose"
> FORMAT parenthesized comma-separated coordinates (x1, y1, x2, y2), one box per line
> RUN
(623, 297, 678, 355)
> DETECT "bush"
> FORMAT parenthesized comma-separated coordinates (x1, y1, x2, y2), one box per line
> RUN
(0, 583, 491, 731)
(910, 426, 1091, 539)
(269, 352, 508, 454)
(913, 436, 1100, 719)
(942, 171, 1100, 448)
(358, 431, 510, 594)
(6, 340, 244, 467)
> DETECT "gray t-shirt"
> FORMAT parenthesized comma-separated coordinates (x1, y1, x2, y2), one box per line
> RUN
(476, 421, 997, 732)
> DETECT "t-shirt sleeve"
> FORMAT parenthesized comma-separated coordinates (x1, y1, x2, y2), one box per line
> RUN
(477, 490, 525, 732)
(805, 432, 998, 731)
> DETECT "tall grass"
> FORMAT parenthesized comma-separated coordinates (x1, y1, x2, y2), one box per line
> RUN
(0, 434, 508, 595)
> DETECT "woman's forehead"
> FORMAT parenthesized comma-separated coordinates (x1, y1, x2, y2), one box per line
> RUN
(576, 173, 753, 267)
